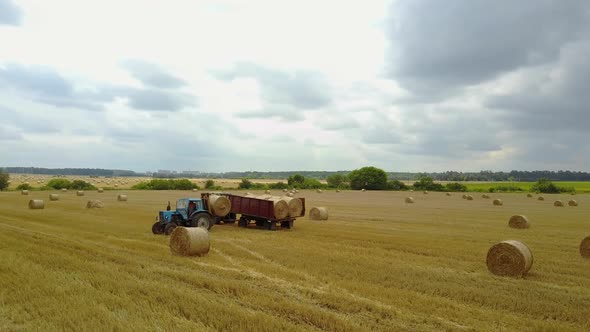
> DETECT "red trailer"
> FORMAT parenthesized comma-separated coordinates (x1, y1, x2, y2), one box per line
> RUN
(228, 194, 306, 230)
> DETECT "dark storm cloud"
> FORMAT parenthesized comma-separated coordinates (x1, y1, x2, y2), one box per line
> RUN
(486, 42, 590, 132)
(0, 0, 22, 26)
(385, 0, 590, 95)
(0, 63, 196, 112)
(213, 62, 331, 118)
(121, 59, 187, 89)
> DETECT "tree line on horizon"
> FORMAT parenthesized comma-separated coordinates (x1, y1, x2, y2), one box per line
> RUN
(2, 167, 590, 182)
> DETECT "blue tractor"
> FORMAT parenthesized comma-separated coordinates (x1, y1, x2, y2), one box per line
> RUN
(152, 197, 216, 235)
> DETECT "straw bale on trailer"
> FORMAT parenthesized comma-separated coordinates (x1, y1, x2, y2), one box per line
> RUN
(486, 240, 533, 277)
(170, 227, 210, 256)
(508, 215, 530, 229)
(28, 199, 45, 209)
(208, 194, 231, 217)
(280, 196, 303, 217)
(309, 207, 329, 220)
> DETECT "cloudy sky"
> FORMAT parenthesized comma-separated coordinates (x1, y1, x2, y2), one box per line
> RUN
(1, 0, 589, 172)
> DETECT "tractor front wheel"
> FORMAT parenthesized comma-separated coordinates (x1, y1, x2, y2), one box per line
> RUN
(191, 213, 213, 230)
(152, 222, 164, 234)
(164, 223, 177, 235)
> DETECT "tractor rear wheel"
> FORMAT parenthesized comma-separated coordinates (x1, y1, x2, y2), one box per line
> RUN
(191, 213, 213, 230)
(164, 223, 177, 235)
(152, 221, 164, 234)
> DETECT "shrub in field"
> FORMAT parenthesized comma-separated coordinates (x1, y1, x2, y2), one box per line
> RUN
(488, 185, 524, 193)
(445, 182, 467, 192)
(69, 180, 96, 190)
(530, 178, 574, 194)
(16, 183, 32, 190)
(268, 182, 289, 190)
(412, 177, 445, 191)
(238, 179, 253, 189)
(46, 178, 72, 190)
(326, 174, 347, 188)
(132, 179, 198, 190)
(387, 180, 408, 191)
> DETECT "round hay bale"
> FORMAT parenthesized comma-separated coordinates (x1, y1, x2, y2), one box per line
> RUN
(486, 240, 533, 277)
(336, 189, 340, 193)
(169, 227, 210, 256)
(316, 189, 323, 193)
(309, 207, 329, 220)
(526, 193, 533, 198)
(28, 199, 45, 209)
(537, 196, 544, 201)
(21, 190, 29, 195)
(97, 188, 104, 193)
(554, 200, 564, 207)
(208, 194, 231, 217)
(445, 192, 451, 196)
(423, 191, 428, 194)
(493, 199, 503, 206)
(405, 197, 414, 204)
(76, 191, 85, 196)
(281, 196, 303, 217)
(568, 200, 578, 207)
(49, 194, 59, 201)
(508, 215, 530, 229)
(117, 194, 128, 202)
(295, 189, 299, 193)
(482, 194, 490, 199)
(283, 189, 288, 192)
(362, 189, 366, 192)
(86, 200, 104, 208)
(580, 236, 590, 258)
(462, 194, 467, 199)
(265, 190, 271, 194)
(286, 192, 294, 197)
(466, 195, 474, 201)
(61, 188, 67, 192)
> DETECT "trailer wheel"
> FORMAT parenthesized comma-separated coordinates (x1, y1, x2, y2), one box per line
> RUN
(191, 213, 213, 230)
(281, 220, 294, 229)
(265, 221, 277, 231)
(164, 223, 177, 235)
(152, 222, 164, 234)
(238, 217, 248, 228)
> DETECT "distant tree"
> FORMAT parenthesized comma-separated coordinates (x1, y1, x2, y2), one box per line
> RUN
(238, 179, 253, 189)
(69, 180, 96, 190)
(301, 178, 323, 189)
(288, 174, 305, 187)
(530, 178, 573, 194)
(205, 179, 215, 189)
(412, 177, 445, 191)
(348, 166, 387, 190)
(326, 174, 347, 188)
(0, 169, 8, 191)
(386, 180, 408, 191)
(445, 182, 467, 192)
(46, 178, 72, 190)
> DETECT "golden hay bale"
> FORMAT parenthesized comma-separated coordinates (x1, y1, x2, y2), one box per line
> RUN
(580, 236, 590, 258)
(265, 190, 271, 194)
(309, 207, 329, 220)
(526, 193, 533, 198)
(316, 189, 323, 193)
(423, 190, 428, 194)
(568, 200, 578, 207)
(362, 189, 366, 192)
(466, 195, 474, 200)
(405, 197, 414, 204)
(61, 188, 67, 192)
(336, 189, 340, 193)
(537, 196, 544, 201)
(259, 196, 289, 219)
(286, 192, 294, 197)
(28, 199, 45, 209)
(281, 196, 303, 217)
(208, 194, 231, 217)
(21, 190, 29, 195)
(554, 200, 564, 207)
(508, 215, 530, 229)
(86, 200, 104, 208)
(446, 192, 451, 196)
(493, 199, 503, 206)
(192, 188, 198, 192)
(486, 240, 533, 277)
(482, 194, 490, 199)
(462, 194, 467, 199)
(169, 227, 210, 256)
(49, 194, 59, 201)
(97, 188, 104, 193)
(76, 191, 85, 196)
(283, 189, 288, 192)
(117, 194, 128, 202)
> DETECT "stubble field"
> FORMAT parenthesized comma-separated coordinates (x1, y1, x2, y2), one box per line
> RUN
(1, 189, 589, 331)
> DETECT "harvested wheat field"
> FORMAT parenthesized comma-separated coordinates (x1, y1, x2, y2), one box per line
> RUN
(1, 190, 589, 331)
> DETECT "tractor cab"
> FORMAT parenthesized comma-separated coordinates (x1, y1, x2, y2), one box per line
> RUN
(176, 198, 206, 220)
